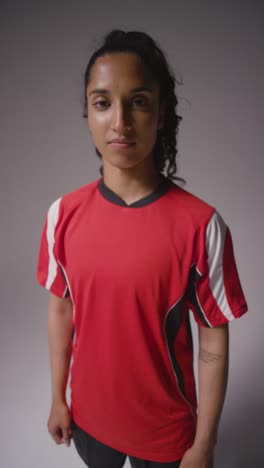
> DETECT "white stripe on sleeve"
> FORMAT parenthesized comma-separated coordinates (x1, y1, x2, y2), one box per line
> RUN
(45, 197, 62, 290)
(206, 210, 235, 321)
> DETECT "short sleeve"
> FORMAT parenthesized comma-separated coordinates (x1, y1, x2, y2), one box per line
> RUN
(186, 209, 248, 327)
(36, 197, 70, 298)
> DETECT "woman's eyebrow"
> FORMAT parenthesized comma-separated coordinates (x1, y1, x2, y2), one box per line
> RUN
(88, 86, 153, 96)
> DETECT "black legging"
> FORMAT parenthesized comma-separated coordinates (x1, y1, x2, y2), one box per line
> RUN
(70, 418, 182, 468)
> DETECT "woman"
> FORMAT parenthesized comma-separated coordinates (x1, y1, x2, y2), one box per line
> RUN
(36, 30, 248, 468)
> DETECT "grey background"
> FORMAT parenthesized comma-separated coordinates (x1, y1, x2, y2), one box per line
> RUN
(1, 1, 263, 467)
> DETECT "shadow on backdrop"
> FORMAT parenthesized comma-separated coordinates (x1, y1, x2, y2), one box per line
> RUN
(214, 398, 262, 467)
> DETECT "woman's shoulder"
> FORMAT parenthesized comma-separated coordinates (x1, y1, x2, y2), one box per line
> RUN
(169, 180, 216, 221)
(48, 177, 100, 209)
(43, 178, 101, 228)
(63, 177, 100, 201)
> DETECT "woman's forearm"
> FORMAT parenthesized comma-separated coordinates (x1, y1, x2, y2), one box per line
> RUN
(47, 294, 73, 404)
(193, 323, 229, 452)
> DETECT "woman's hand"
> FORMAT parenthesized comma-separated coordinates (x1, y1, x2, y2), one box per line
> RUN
(179, 445, 214, 468)
(47, 400, 73, 447)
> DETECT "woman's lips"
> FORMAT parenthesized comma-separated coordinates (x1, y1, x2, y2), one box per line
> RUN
(109, 142, 136, 149)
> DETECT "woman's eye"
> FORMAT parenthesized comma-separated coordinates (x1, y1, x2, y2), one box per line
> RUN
(94, 100, 109, 109)
(93, 97, 148, 109)
(133, 96, 147, 106)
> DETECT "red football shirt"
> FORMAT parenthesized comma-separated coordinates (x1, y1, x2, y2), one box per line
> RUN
(36, 174, 248, 462)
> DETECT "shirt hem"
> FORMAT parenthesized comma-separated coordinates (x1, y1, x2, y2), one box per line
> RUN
(72, 415, 194, 462)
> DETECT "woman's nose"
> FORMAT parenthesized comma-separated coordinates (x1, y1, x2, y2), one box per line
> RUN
(111, 103, 132, 133)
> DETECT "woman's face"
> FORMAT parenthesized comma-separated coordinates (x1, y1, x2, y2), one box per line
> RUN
(86, 52, 165, 171)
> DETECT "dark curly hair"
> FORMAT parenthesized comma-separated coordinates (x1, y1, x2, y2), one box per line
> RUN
(83, 29, 186, 185)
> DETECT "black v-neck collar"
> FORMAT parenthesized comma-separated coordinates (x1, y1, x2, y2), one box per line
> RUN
(97, 173, 171, 208)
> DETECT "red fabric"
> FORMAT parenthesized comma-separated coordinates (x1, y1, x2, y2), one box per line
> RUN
(36, 177, 248, 462)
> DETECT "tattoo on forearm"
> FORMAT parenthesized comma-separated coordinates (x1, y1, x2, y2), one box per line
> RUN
(199, 348, 224, 363)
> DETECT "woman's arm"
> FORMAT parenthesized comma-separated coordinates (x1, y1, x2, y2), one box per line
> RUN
(193, 323, 229, 450)
(180, 323, 229, 467)
(48, 292, 73, 404)
(47, 292, 74, 446)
